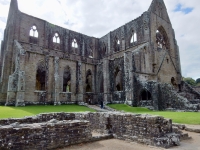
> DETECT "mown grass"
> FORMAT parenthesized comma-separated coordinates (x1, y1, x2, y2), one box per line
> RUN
(108, 104, 200, 125)
(0, 105, 95, 119)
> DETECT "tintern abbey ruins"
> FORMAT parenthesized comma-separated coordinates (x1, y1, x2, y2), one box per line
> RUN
(0, 0, 200, 110)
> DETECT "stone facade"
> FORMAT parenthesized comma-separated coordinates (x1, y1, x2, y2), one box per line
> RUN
(0, 0, 199, 110)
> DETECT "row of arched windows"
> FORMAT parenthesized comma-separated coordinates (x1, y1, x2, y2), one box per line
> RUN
(29, 25, 79, 47)
(35, 62, 94, 93)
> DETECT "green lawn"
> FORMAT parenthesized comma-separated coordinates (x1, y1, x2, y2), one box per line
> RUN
(108, 104, 200, 125)
(0, 105, 95, 119)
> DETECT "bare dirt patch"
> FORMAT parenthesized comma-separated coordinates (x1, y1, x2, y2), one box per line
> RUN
(61, 131, 200, 150)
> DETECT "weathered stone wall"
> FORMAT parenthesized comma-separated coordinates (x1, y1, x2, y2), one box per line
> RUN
(0, 119, 91, 150)
(75, 112, 179, 148)
(193, 86, 200, 93)
(181, 81, 200, 100)
(0, 112, 180, 149)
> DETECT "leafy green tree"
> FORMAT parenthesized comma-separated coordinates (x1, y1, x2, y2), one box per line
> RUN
(196, 78, 200, 84)
(183, 77, 196, 86)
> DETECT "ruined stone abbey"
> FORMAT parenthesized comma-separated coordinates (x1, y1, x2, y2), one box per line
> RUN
(0, 0, 199, 110)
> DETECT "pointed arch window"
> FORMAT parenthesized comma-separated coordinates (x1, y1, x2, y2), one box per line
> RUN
(114, 37, 120, 52)
(53, 33, 60, 44)
(156, 27, 169, 50)
(29, 25, 38, 38)
(29, 25, 38, 44)
(130, 30, 137, 46)
(72, 39, 78, 48)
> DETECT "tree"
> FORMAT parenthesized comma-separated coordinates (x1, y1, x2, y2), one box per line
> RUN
(196, 78, 200, 84)
(183, 77, 196, 86)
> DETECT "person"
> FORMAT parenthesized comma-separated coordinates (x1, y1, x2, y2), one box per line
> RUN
(100, 100, 103, 109)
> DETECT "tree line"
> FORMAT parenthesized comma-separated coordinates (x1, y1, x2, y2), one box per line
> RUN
(183, 77, 200, 86)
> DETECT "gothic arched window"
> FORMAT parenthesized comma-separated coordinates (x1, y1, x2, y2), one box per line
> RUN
(29, 25, 38, 44)
(156, 26, 170, 50)
(72, 39, 78, 54)
(53, 33, 60, 44)
(29, 25, 38, 38)
(114, 37, 120, 52)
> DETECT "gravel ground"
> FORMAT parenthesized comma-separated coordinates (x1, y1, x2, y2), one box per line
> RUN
(60, 130, 200, 150)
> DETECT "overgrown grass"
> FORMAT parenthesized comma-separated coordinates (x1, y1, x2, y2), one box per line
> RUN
(0, 105, 95, 119)
(108, 104, 200, 125)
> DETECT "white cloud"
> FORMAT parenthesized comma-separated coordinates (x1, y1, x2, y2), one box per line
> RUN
(0, 0, 199, 80)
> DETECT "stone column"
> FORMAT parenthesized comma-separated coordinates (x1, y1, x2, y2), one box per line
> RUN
(77, 61, 83, 103)
(6, 40, 26, 106)
(103, 59, 110, 104)
(44, 54, 49, 104)
(54, 57, 60, 105)
(124, 51, 134, 106)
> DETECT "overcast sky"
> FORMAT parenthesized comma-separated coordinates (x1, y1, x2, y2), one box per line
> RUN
(0, 0, 199, 80)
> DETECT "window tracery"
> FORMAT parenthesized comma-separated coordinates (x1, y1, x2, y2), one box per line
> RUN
(53, 33, 60, 44)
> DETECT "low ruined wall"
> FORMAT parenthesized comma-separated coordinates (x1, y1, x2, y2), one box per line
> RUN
(0, 119, 91, 150)
(0, 112, 180, 149)
(75, 112, 179, 148)
(0, 112, 75, 126)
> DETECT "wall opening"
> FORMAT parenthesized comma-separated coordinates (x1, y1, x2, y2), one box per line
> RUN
(72, 39, 78, 54)
(114, 37, 120, 52)
(53, 33, 60, 43)
(86, 70, 92, 92)
(29, 25, 38, 38)
(140, 90, 152, 100)
(36, 61, 46, 91)
(114, 67, 123, 91)
(88, 44, 93, 58)
(29, 25, 38, 44)
(156, 26, 169, 50)
(63, 66, 71, 92)
(134, 32, 137, 42)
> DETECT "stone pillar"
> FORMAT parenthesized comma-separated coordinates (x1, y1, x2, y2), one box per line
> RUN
(103, 59, 110, 104)
(6, 40, 26, 106)
(44, 54, 49, 104)
(54, 57, 60, 105)
(77, 61, 83, 103)
(124, 51, 133, 106)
